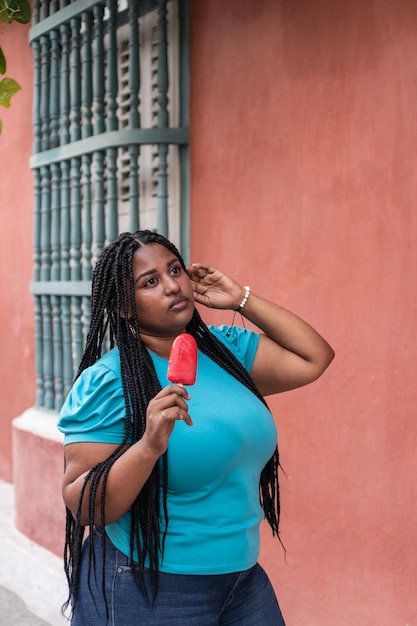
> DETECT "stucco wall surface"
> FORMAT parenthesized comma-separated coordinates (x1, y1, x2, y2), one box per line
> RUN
(0, 21, 34, 482)
(190, 1, 417, 625)
(0, 3, 416, 625)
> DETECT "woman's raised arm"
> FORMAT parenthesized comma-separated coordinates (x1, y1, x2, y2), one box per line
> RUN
(188, 263, 334, 396)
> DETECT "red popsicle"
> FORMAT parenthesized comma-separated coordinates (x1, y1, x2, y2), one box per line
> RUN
(167, 333, 198, 386)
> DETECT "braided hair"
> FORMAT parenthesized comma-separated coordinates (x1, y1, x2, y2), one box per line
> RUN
(63, 230, 281, 616)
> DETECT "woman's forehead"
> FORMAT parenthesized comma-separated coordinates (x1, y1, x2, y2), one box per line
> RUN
(132, 242, 179, 274)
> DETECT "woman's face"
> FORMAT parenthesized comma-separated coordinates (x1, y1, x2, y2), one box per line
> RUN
(129, 242, 195, 339)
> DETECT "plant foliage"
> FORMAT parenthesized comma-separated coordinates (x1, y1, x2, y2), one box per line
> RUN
(0, 0, 31, 134)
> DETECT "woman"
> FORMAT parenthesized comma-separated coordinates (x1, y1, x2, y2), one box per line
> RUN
(58, 230, 334, 625)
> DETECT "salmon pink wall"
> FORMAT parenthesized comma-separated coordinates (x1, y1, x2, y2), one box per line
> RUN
(1, 3, 416, 623)
(12, 411, 65, 557)
(0, 21, 34, 481)
(190, 1, 416, 624)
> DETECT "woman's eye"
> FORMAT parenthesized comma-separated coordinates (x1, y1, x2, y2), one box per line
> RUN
(171, 265, 181, 275)
(144, 277, 157, 287)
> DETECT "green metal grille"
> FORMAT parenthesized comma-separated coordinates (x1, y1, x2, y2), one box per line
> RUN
(29, 0, 189, 410)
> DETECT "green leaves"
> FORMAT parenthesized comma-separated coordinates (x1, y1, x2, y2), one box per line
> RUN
(0, 0, 31, 134)
(0, 77, 21, 134)
(0, 0, 32, 24)
(0, 77, 21, 107)
(0, 47, 5, 74)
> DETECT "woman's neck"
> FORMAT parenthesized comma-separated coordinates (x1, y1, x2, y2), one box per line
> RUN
(139, 332, 181, 359)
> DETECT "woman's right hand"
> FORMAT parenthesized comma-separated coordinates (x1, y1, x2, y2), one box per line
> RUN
(62, 385, 192, 525)
(141, 385, 193, 458)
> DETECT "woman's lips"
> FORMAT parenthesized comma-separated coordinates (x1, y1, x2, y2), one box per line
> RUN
(170, 296, 188, 311)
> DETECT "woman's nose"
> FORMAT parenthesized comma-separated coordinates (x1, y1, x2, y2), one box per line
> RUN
(163, 276, 180, 294)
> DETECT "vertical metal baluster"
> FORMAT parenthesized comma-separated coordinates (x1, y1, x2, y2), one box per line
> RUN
(157, 0, 169, 236)
(105, 0, 119, 243)
(40, 166, 54, 408)
(81, 11, 93, 139)
(39, 12, 50, 151)
(59, 16, 72, 394)
(39, 0, 48, 18)
(32, 0, 40, 25)
(59, 22, 70, 146)
(51, 162, 63, 409)
(32, 39, 41, 154)
(92, 4, 106, 266)
(39, 0, 52, 408)
(60, 162, 72, 397)
(105, 0, 119, 131)
(128, 0, 140, 232)
(49, 27, 60, 148)
(70, 16, 83, 370)
(33, 294, 44, 407)
(81, 10, 93, 346)
(33, 171, 44, 407)
(48, 4, 61, 407)
(38, 2, 52, 403)
(39, 2, 49, 30)
(41, 287, 54, 409)
(92, 2, 105, 133)
(50, 14, 61, 289)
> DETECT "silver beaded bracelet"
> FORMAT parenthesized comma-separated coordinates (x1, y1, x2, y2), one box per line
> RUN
(238, 286, 251, 310)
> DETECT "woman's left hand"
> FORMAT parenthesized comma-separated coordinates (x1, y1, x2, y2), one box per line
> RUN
(187, 263, 244, 310)
(188, 263, 335, 396)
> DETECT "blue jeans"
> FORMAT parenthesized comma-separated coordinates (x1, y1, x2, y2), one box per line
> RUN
(71, 527, 286, 625)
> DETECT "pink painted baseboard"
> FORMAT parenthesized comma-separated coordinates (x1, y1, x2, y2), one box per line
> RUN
(12, 409, 66, 558)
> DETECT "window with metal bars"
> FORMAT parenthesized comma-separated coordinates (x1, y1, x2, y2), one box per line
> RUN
(117, 4, 181, 239)
(29, 0, 189, 411)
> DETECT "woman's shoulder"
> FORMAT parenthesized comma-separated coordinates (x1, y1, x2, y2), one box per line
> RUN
(58, 348, 126, 440)
(208, 325, 260, 371)
(63, 348, 122, 408)
(77, 348, 121, 384)
(92, 347, 121, 373)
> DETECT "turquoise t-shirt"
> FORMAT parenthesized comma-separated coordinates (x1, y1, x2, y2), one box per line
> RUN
(58, 326, 278, 574)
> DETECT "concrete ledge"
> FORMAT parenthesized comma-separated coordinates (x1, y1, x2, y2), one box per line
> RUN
(12, 407, 64, 443)
(12, 408, 66, 556)
(0, 480, 67, 625)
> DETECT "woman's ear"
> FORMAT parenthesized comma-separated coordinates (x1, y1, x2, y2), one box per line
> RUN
(114, 299, 131, 320)
(117, 306, 136, 336)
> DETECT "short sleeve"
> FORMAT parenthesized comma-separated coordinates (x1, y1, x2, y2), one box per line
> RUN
(209, 325, 260, 371)
(57, 352, 130, 446)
